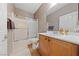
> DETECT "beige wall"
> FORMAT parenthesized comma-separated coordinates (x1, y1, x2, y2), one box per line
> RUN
(34, 3, 50, 33)
(7, 3, 34, 19)
(47, 3, 78, 31)
(14, 7, 34, 19)
(7, 3, 15, 18)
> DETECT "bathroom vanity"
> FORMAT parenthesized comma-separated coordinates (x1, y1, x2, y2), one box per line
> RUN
(39, 32, 79, 56)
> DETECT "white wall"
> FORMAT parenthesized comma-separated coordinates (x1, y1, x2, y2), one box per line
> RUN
(13, 17, 27, 29)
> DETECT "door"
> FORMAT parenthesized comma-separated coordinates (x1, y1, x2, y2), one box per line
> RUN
(0, 3, 7, 55)
(39, 35, 49, 56)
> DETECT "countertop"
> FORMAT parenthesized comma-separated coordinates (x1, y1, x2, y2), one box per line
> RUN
(39, 31, 79, 45)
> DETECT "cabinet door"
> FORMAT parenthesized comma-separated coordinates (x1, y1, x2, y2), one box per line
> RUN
(48, 37, 55, 56)
(39, 35, 49, 56)
(50, 39, 78, 56)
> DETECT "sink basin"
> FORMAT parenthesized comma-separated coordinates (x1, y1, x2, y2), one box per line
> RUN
(67, 32, 79, 36)
(46, 31, 58, 34)
(46, 31, 64, 37)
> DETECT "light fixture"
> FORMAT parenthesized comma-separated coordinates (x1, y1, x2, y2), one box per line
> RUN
(49, 3, 57, 8)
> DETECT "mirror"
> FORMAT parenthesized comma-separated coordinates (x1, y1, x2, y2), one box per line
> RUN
(46, 3, 78, 32)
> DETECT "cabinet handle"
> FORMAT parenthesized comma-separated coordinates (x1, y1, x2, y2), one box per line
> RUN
(48, 39, 51, 42)
(45, 38, 47, 40)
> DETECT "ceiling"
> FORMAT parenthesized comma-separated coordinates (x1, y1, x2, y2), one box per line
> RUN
(14, 3, 42, 14)
(14, 3, 68, 16)
(47, 3, 68, 16)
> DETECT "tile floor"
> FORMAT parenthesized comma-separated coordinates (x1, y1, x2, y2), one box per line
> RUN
(10, 38, 38, 56)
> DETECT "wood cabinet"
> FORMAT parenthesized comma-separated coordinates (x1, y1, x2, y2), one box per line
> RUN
(39, 35, 49, 56)
(39, 34, 79, 56)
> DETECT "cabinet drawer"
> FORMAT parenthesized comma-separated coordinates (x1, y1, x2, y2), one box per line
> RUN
(54, 38, 78, 48)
